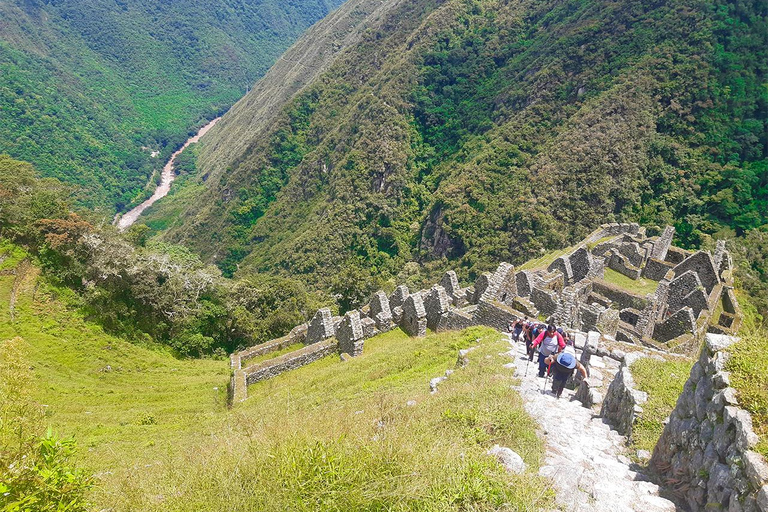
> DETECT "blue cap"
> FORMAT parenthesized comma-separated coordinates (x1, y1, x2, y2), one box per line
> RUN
(557, 352, 576, 369)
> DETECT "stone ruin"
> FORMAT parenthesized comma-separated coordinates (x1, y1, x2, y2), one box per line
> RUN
(230, 222, 742, 403)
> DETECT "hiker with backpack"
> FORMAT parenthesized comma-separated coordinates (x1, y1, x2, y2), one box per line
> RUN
(530, 324, 565, 378)
(544, 351, 587, 398)
(510, 316, 527, 343)
(523, 321, 535, 361)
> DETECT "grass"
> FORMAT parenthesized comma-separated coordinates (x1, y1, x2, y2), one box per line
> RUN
(517, 246, 572, 271)
(628, 357, 693, 454)
(725, 295, 768, 457)
(242, 341, 304, 366)
(602, 268, 659, 297)
(1, 246, 551, 511)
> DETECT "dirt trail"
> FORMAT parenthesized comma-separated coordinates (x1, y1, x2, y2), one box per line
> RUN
(9, 258, 30, 322)
(505, 334, 679, 512)
(116, 118, 220, 230)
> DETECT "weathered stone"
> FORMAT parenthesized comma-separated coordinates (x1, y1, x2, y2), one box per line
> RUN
(618, 241, 645, 268)
(440, 271, 460, 302)
(337, 310, 364, 356)
(401, 292, 427, 337)
(515, 270, 534, 297)
(706, 333, 740, 354)
(472, 273, 491, 304)
(389, 285, 409, 309)
(548, 256, 573, 286)
(369, 290, 394, 331)
(306, 308, 336, 345)
(424, 285, 451, 331)
(600, 363, 647, 437)
(744, 452, 768, 489)
(650, 225, 675, 261)
(568, 246, 594, 283)
(673, 250, 721, 296)
(757, 485, 768, 512)
(478, 262, 517, 305)
(487, 445, 526, 474)
(531, 286, 558, 317)
(360, 316, 378, 338)
(607, 248, 642, 279)
(653, 307, 696, 342)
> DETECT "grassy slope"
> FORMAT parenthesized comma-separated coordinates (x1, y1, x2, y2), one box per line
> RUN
(725, 296, 768, 458)
(1, 243, 549, 510)
(629, 357, 693, 455)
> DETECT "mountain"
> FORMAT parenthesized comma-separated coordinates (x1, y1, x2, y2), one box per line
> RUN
(158, 0, 767, 289)
(0, 0, 343, 211)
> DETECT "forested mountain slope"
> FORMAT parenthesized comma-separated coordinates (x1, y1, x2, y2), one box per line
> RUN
(163, 0, 767, 297)
(0, 0, 342, 211)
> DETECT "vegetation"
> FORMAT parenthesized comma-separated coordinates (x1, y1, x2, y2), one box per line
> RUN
(602, 269, 660, 297)
(0, 252, 550, 510)
(0, 0, 342, 211)
(156, 0, 766, 321)
(0, 155, 329, 355)
(629, 357, 693, 455)
(725, 296, 768, 457)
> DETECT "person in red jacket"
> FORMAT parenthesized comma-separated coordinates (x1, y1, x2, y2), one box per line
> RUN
(530, 324, 565, 378)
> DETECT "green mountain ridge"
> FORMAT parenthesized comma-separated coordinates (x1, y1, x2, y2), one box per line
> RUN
(157, 0, 767, 297)
(0, 0, 343, 211)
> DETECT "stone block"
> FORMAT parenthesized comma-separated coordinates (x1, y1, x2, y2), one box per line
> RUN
(472, 273, 491, 304)
(530, 286, 557, 317)
(547, 256, 573, 286)
(389, 285, 409, 309)
(360, 317, 378, 338)
(744, 452, 768, 489)
(305, 308, 336, 345)
(568, 246, 593, 283)
(650, 225, 675, 261)
(608, 249, 641, 280)
(673, 250, 721, 296)
(401, 292, 427, 337)
(337, 310, 365, 356)
(424, 285, 451, 331)
(653, 307, 695, 343)
(642, 258, 674, 281)
(668, 270, 704, 314)
(440, 271, 460, 302)
(369, 290, 394, 331)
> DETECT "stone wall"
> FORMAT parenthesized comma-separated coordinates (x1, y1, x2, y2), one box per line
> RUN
(243, 338, 339, 386)
(599, 353, 648, 438)
(651, 334, 768, 512)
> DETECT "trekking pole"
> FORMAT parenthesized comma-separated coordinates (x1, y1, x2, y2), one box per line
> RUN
(524, 347, 531, 377)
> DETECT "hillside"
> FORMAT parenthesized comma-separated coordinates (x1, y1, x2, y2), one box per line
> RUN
(0, 0, 343, 211)
(157, 0, 767, 294)
(0, 243, 548, 510)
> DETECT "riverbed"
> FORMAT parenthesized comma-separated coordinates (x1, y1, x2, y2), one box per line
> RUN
(116, 117, 220, 230)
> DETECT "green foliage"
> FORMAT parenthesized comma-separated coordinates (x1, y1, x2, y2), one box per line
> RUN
(629, 357, 693, 455)
(0, 0, 342, 210)
(726, 297, 768, 457)
(1, 338, 93, 512)
(0, 431, 94, 512)
(165, 0, 768, 300)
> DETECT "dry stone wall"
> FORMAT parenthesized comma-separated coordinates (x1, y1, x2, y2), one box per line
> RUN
(651, 334, 768, 512)
(229, 223, 742, 403)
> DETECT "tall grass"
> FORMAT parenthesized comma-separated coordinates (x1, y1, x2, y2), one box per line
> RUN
(1, 249, 551, 510)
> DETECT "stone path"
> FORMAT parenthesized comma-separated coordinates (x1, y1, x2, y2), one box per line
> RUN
(504, 334, 679, 512)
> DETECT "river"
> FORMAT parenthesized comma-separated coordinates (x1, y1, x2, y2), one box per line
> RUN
(116, 117, 220, 230)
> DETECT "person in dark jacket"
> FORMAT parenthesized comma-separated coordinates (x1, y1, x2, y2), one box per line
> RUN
(544, 351, 587, 398)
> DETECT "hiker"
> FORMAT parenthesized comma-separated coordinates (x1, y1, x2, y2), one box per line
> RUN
(510, 316, 527, 343)
(523, 321, 535, 361)
(544, 351, 587, 398)
(530, 324, 565, 378)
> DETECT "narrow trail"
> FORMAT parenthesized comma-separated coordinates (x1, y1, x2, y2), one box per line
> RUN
(116, 117, 220, 230)
(504, 334, 679, 512)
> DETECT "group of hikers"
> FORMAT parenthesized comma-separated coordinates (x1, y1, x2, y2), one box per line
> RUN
(508, 317, 587, 398)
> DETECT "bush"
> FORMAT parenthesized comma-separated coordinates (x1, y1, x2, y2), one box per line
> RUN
(0, 431, 93, 512)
